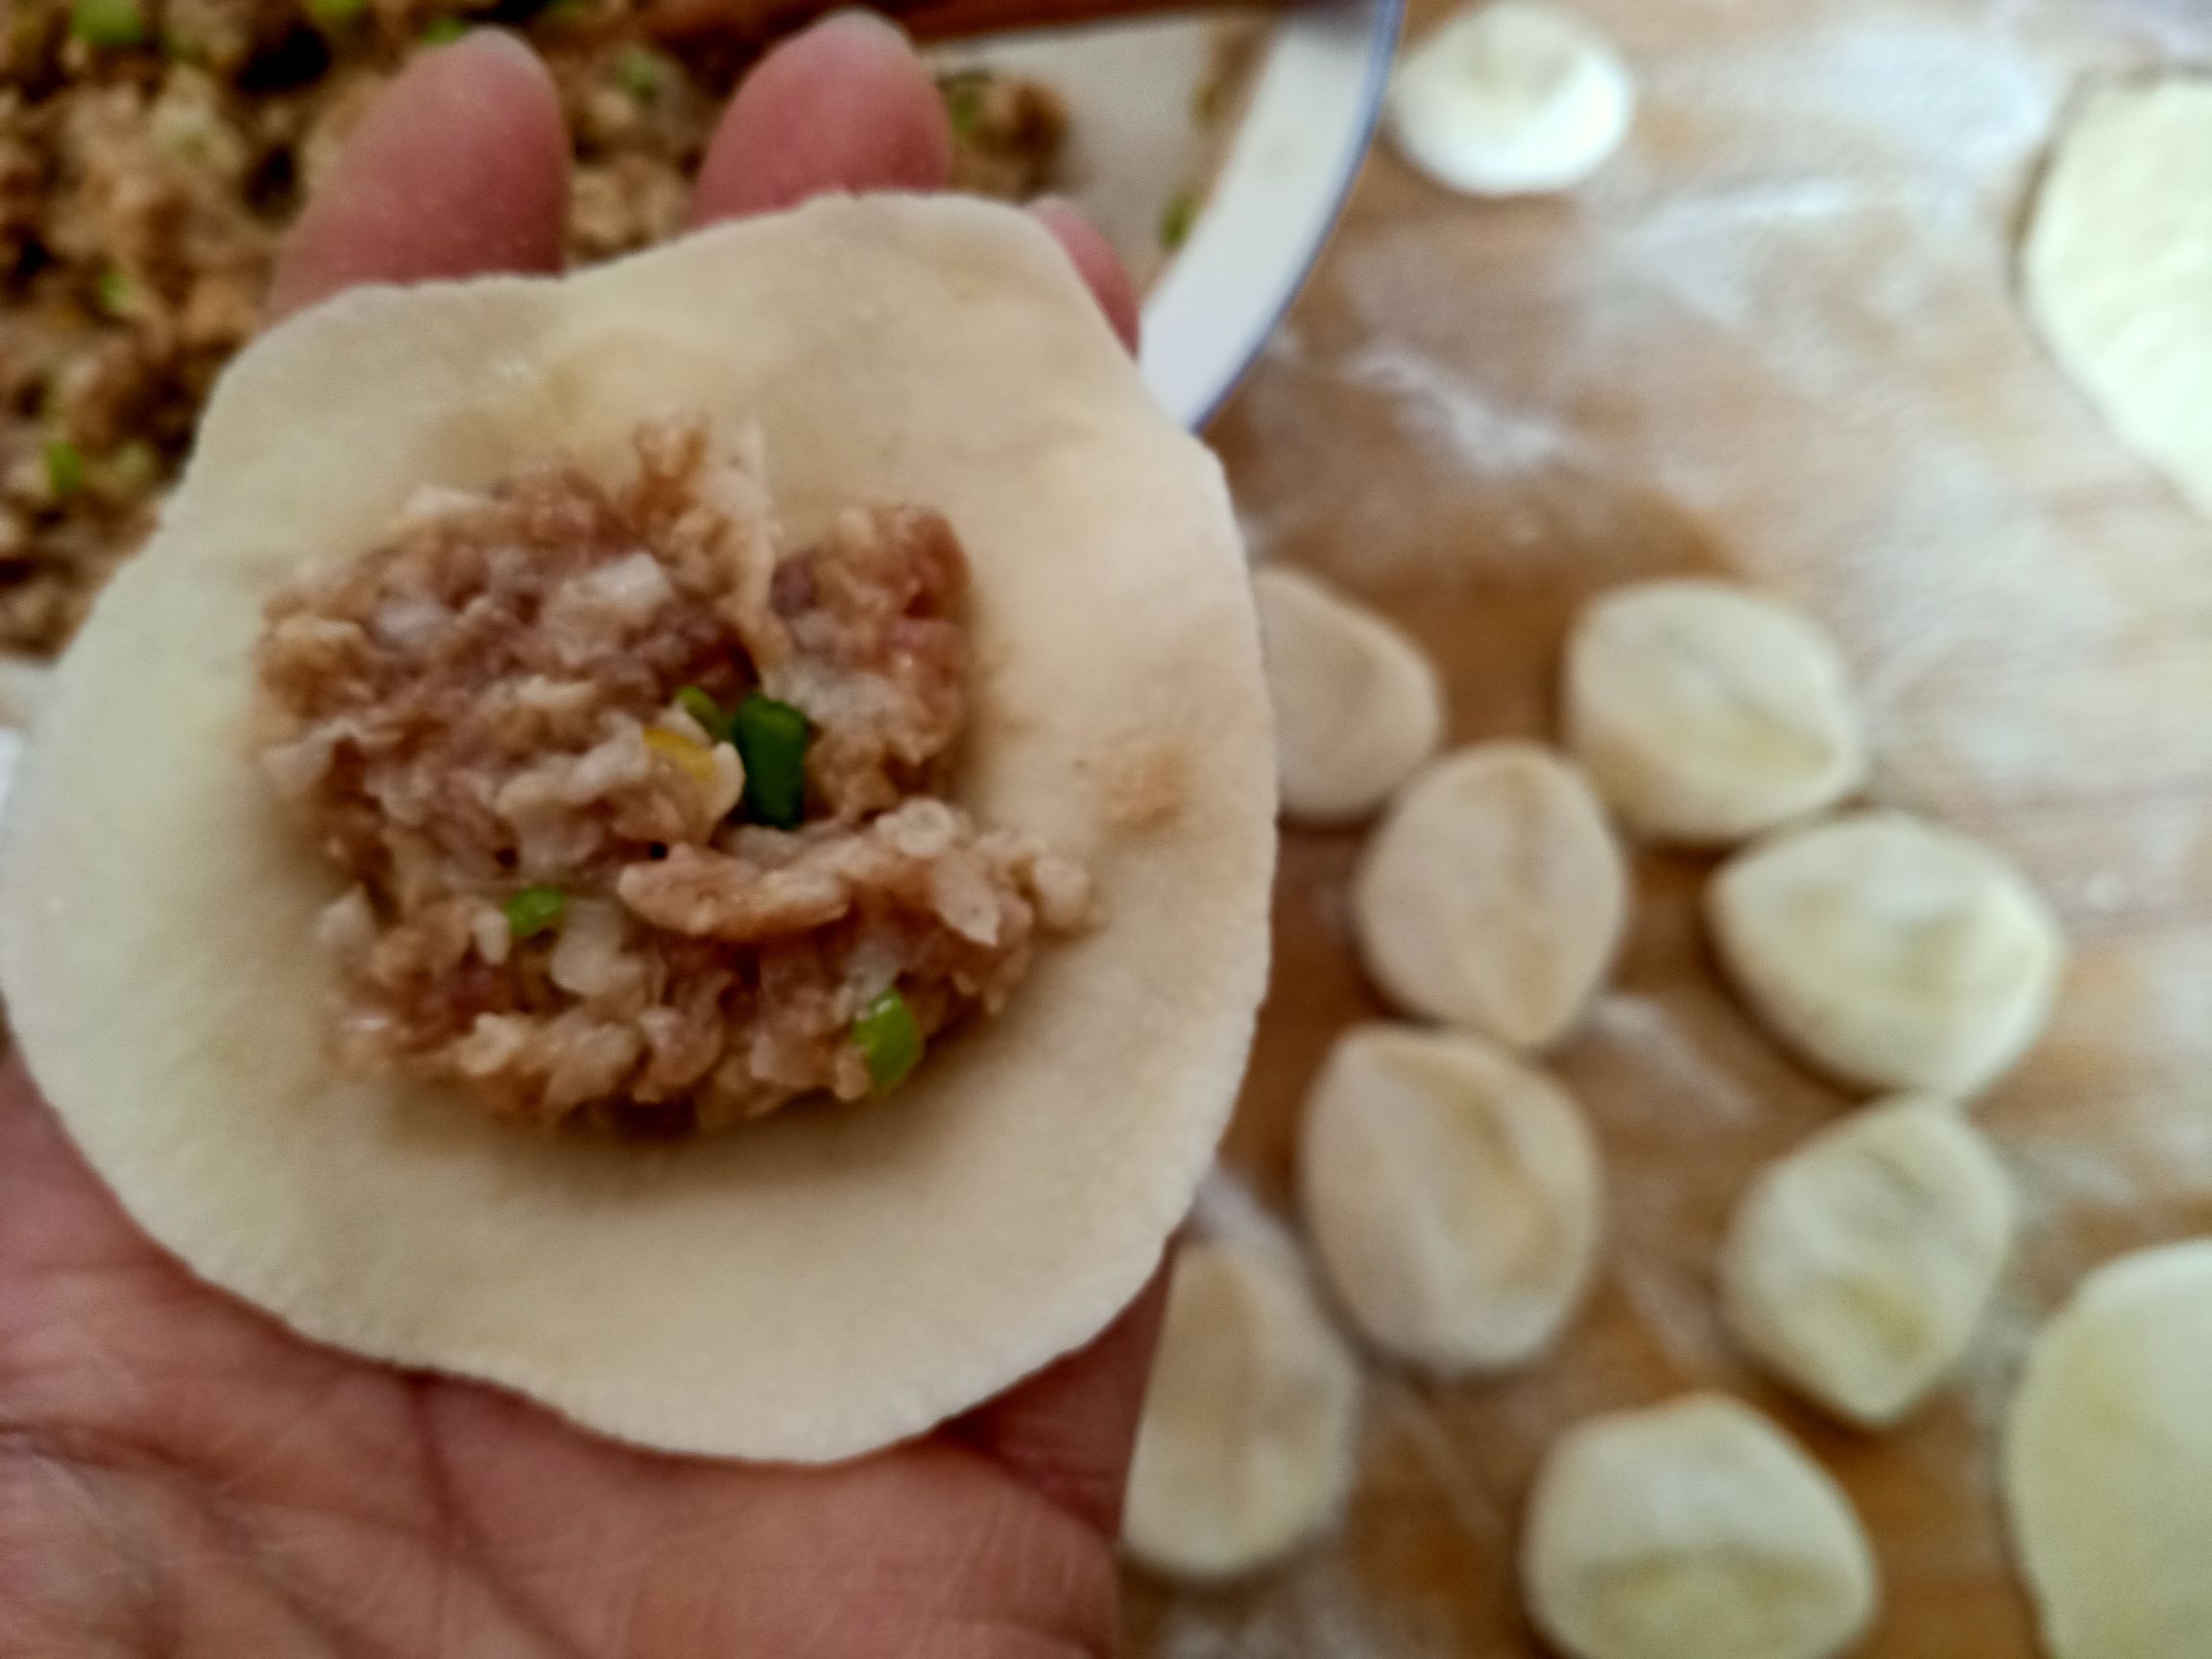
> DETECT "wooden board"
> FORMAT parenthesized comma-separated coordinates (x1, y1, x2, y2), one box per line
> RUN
(1125, 0, 2212, 1651)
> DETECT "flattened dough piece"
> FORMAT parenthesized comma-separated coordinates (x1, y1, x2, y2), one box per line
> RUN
(0, 198, 1275, 1463)
(1708, 810, 2064, 1098)
(2006, 1241, 2212, 1659)
(1299, 1022, 1602, 1373)
(1252, 565, 1445, 824)
(1720, 1097, 2014, 1428)
(1387, 1, 1634, 197)
(2024, 77, 2212, 518)
(1123, 1235, 1363, 1580)
(1354, 743, 1626, 1048)
(1564, 579, 1864, 846)
(1524, 1394, 1879, 1659)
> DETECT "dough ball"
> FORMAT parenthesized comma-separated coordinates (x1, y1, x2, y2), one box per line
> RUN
(1253, 565, 1445, 824)
(1708, 810, 2065, 1098)
(1523, 1393, 1879, 1659)
(1123, 1236, 1364, 1580)
(1564, 579, 1864, 846)
(2006, 1240, 2212, 1659)
(1720, 1097, 2014, 1428)
(2023, 77, 2212, 519)
(1299, 1022, 1603, 1373)
(1354, 742, 1627, 1049)
(1386, 1, 1634, 197)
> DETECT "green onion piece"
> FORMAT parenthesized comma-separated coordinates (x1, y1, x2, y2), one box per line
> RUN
(504, 884, 566, 939)
(944, 82, 984, 139)
(853, 988, 923, 1093)
(614, 45, 663, 100)
(93, 268, 132, 317)
(675, 685, 731, 744)
(733, 693, 809, 830)
(70, 0, 147, 49)
(161, 26, 206, 61)
(44, 439, 84, 501)
(108, 440, 160, 494)
(306, 0, 368, 27)
(421, 16, 468, 43)
(1159, 188, 1198, 252)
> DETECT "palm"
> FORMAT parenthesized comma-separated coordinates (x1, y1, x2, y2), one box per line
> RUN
(0, 1060, 1133, 1656)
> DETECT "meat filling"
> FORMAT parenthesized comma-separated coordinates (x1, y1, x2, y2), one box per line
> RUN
(253, 415, 1089, 1133)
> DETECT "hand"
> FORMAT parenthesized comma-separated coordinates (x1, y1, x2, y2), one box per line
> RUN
(0, 20, 1158, 1655)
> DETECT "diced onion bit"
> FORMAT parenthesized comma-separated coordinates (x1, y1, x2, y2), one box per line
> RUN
(733, 693, 809, 830)
(70, 0, 147, 48)
(421, 15, 467, 43)
(675, 685, 732, 744)
(854, 988, 924, 1093)
(43, 439, 83, 500)
(504, 885, 566, 940)
(643, 726, 717, 787)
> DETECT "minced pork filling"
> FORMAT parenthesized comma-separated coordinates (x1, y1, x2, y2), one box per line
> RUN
(252, 416, 1090, 1133)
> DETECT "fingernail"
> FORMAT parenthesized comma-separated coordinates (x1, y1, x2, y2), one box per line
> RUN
(445, 27, 541, 68)
(813, 7, 914, 47)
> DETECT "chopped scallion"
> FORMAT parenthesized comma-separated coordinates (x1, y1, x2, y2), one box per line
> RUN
(675, 685, 731, 744)
(733, 693, 808, 830)
(853, 988, 923, 1093)
(1159, 188, 1197, 252)
(615, 45, 663, 100)
(70, 0, 147, 50)
(945, 81, 984, 139)
(504, 884, 565, 939)
(306, 0, 368, 26)
(93, 267, 132, 317)
(44, 439, 83, 500)
(421, 16, 468, 44)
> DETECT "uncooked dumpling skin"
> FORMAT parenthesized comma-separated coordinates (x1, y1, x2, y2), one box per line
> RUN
(1720, 1097, 2014, 1428)
(2024, 77, 2212, 519)
(1523, 1394, 1879, 1659)
(1564, 579, 1864, 847)
(2007, 1241, 2212, 1659)
(1298, 1022, 1602, 1373)
(1353, 742, 1627, 1049)
(1252, 565, 1444, 824)
(1387, 1, 1634, 197)
(1122, 1235, 1363, 1580)
(1707, 810, 2065, 1098)
(0, 197, 1276, 1463)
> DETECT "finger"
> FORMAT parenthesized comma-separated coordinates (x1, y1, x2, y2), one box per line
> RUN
(946, 1252, 1171, 1537)
(1030, 201, 1141, 354)
(267, 32, 570, 321)
(689, 11, 951, 225)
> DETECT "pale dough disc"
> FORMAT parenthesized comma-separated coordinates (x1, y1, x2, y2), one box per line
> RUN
(1707, 810, 2065, 1099)
(1353, 742, 1627, 1049)
(2024, 77, 2212, 519)
(0, 198, 1276, 1463)
(1122, 1234, 1363, 1580)
(1298, 1022, 1602, 1373)
(2006, 1240, 2212, 1659)
(1252, 565, 1444, 824)
(1720, 1097, 2014, 1428)
(1386, 1, 1634, 197)
(1523, 1393, 1880, 1659)
(1564, 579, 1865, 847)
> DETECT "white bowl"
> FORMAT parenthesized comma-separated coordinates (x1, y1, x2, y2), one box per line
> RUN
(938, 0, 1402, 427)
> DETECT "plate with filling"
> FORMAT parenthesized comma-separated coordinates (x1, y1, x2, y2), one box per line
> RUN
(0, 193, 1276, 1461)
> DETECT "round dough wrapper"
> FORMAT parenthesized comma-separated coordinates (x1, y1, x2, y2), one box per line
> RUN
(1386, 1, 1634, 197)
(0, 197, 1276, 1463)
(1299, 1022, 1602, 1373)
(1564, 579, 1864, 847)
(1353, 742, 1627, 1049)
(1252, 565, 1444, 824)
(2006, 1240, 2212, 1659)
(1123, 1234, 1363, 1580)
(2024, 77, 2212, 520)
(1707, 810, 2065, 1099)
(1524, 1393, 1879, 1659)
(1720, 1097, 2013, 1428)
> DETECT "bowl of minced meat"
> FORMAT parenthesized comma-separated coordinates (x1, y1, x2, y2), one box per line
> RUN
(254, 414, 1091, 1135)
(0, 0, 1066, 657)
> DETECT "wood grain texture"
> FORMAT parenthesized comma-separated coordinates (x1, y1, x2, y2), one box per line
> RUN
(1124, 0, 2212, 1652)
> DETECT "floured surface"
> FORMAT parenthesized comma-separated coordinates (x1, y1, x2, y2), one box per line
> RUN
(1127, 0, 2212, 1652)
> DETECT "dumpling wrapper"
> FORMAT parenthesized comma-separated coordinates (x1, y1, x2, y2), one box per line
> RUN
(0, 196, 1275, 1464)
